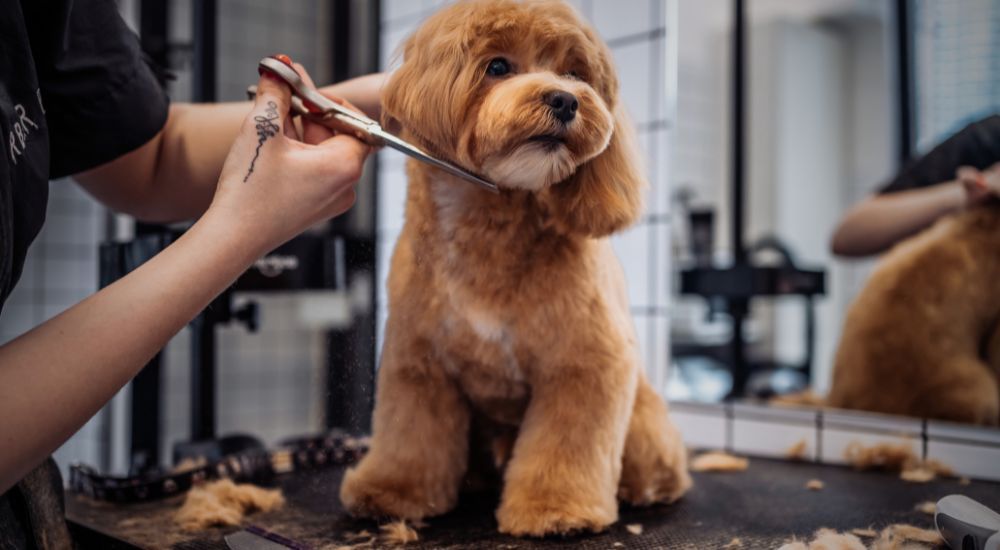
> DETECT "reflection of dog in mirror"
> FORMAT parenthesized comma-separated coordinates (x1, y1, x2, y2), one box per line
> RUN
(338, 0, 690, 536)
(829, 203, 1000, 425)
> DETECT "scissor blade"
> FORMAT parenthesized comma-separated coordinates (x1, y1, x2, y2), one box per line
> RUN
(372, 129, 499, 193)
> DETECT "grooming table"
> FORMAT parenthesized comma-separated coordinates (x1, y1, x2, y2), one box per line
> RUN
(66, 457, 1000, 549)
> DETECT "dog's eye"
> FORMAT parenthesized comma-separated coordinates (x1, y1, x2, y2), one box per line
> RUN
(485, 57, 512, 77)
(564, 70, 582, 81)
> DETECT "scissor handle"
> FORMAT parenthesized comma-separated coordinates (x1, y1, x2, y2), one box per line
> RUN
(256, 55, 383, 146)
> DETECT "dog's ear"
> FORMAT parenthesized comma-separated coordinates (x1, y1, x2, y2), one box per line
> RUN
(380, 37, 420, 136)
(544, 106, 645, 237)
(381, 33, 469, 150)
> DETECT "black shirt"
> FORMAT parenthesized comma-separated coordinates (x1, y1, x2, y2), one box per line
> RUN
(1, 0, 169, 310)
(880, 114, 1000, 194)
(1, 0, 168, 547)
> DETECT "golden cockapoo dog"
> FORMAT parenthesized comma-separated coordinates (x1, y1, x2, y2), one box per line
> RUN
(339, 0, 691, 536)
(829, 202, 1000, 425)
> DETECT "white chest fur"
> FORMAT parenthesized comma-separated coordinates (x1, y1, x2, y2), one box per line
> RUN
(439, 292, 530, 427)
(444, 293, 525, 384)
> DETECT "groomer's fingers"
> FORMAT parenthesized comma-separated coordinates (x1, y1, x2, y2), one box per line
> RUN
(334, 97, 367, 118)
(323, 96, 385, 150)
(253, 71, 292, 126)
(254, 68, 299, 139)
(957, 165, 979, 179)
(327, 185, 358, 217)
(286, 117, 303, 140)
(957, 166, 983, 189)
(247, 71, 295, 151)
(315, 133, 371, 181)
(282, 91, 300, 140)
(983, 163, 1000, 194)
(958, 166, 990, 206)
(292, 63, 337, 145)
(319, 133, 371, 159)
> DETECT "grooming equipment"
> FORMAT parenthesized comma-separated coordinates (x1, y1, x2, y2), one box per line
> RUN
(248, 54, 498, 193)
(69, 431, 367, 503)
(677, 236, 826, 397)
(936, 494, 1000, 550)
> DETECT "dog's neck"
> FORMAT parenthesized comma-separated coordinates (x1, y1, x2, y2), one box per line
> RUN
(423, 169, 552, 241)
(436, 177, 523, 222)
(406, 165, 584, 285)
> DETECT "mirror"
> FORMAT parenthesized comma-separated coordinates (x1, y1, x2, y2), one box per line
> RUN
(666, 0, 1000, 427)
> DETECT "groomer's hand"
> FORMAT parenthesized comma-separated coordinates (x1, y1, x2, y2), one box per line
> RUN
(209, 65, 371, 254)
(959, 163, 1000, 207)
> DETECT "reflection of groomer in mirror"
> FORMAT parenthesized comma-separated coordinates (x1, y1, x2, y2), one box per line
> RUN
(831, 114, 1000, 257)
(828, 112, 1000, 425)
(0, 1, 381, 547)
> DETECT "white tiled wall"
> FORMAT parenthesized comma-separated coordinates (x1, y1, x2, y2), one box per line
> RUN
(675, 402, 1000, 482)
(215, 0, 330, 100)
(670, 401, 728, 450)
(912, 0, 1000, 153)
(820, 410, 923, 466)
(926, 421, 1000, 481)
(732, 404, 818, 460)
(376, 0, 676, 390)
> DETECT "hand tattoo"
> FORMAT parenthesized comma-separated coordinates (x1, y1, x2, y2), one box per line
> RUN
(243, 101, 280, 182)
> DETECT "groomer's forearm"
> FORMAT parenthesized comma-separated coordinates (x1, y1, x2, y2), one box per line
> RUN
(830, 181, 966, 257)
(74, 101, 247, 222)
(0, 209, 264, 494)
(75, 73, 384, 223)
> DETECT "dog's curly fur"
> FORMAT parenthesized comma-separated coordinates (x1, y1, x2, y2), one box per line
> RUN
(829, 203, 1000, 425)
(338, 0, 691, 536)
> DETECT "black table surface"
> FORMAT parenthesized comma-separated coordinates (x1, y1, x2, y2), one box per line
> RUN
(66, 457, 999, 549)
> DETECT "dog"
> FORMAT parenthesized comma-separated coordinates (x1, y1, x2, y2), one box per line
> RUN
(829, 202, 1000, 425)
(339, 0, 691, 536)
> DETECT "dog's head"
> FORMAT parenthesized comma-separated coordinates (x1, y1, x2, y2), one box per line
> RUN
(384, 0, 644, 235)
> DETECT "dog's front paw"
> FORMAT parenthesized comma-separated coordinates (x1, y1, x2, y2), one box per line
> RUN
(619, 382, 693, 507)
(339, 463, 457, 520)
(496, 491, 616, 536)
(617, 444, 691, 507)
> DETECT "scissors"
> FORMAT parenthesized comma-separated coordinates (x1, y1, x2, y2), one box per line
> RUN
(247, 55, 498, 194)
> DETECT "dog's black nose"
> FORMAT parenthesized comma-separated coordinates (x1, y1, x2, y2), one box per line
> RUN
(544, 91, 578, 123)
